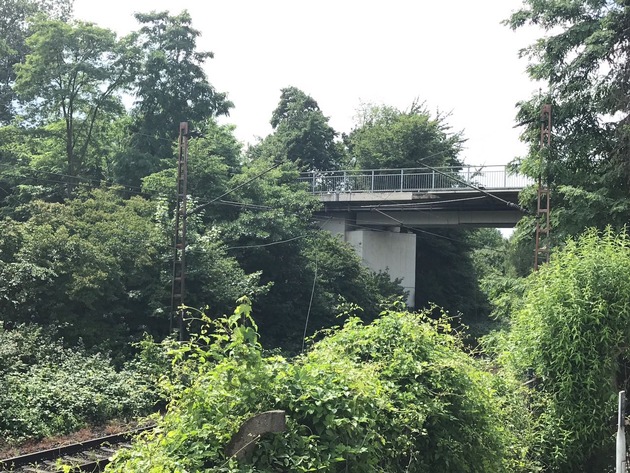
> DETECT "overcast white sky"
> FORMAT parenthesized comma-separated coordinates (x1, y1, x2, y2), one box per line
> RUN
(74, 0, 541, 167)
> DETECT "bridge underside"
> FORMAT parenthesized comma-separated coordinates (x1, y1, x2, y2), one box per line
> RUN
(316, 189, 525, 308)
(316, 189, 524, 228)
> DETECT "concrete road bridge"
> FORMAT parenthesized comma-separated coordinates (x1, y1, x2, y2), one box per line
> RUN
(299, 165, 531, 228)
(299, 165, 531, 306)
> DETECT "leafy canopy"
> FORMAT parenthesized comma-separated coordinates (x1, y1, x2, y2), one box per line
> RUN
(499, 228, 630, 471)
(0, 0, 73, 124)
(507, 0, 630, 236)
(260, 86, 343, 170)
(127, 11, 232, 167)
(347, 102, 464, 170)
(14, 18, 136, 183)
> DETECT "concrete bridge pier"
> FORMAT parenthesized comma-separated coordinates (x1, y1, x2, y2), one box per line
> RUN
(309, 165, 527, 309)
(321, 218, 416, 307)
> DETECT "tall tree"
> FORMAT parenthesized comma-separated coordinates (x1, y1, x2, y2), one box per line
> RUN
(347, 102, 463, 169)
(0, 0, 73, 125)
(507, 0, 630, 238)
(346, 103, 489, 321)
(13, 19, 136, 188)
(116, 10, 232, 187)
(267, 86, 344, 170)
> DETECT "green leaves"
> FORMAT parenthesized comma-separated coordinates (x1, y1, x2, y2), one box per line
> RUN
(347, 102, 463, 170)
(499, 228, 630, 471)
(14, 18, 135, 184)
(0, 189, 167, 349)
(509, 0, 630, 236)
(267, 86, 343, 170)
(0, 0, 73, 124)
(129, 10, 232, 169)
(107, 303, 507, 473)
(0, 325, 158, 444)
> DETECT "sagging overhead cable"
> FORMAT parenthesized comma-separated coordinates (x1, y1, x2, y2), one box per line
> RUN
(412, 159, 530, 214)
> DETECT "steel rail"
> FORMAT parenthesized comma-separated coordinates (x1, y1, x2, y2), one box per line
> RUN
(0, 426, 153, 472)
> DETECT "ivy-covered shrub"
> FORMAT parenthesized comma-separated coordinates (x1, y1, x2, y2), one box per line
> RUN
(0, 325, 160, 444)
(108, 300, 510, 472)
(498, 228, 630, 471)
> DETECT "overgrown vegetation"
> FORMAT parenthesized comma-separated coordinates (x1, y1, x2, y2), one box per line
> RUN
(3, 0, 630, 470)
(107, 300, 509, 472)
(0, 325, 160, 444)
(496, 229, 630, 472)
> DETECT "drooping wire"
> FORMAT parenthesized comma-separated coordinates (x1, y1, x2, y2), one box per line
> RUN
(302, 251, 318, 353)
(314, 212, 506, 250)
(358, 195, 487, 209)
(413, 158, 530, 214)
(225, 234, 309, 251)
(371, 208, 473, 244)
(187, 162, 282, 216)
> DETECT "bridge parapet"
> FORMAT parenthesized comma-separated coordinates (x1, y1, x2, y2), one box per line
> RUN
(299, 165, 532, 194)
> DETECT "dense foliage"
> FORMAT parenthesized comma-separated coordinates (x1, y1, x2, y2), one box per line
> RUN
(0, 0, 73, 125)
(488, 3, 630, 466)
(507, 0, 630, 263)
(107, 300, 509, 473)
(265, 86, 344, 170)
(496, 229, 630, 472)
(0, 1, 485, 353)
(9, 1, 630, 468)
(346, 102, 463, 170)
(0, 325, 158, 444)
(0, 189, 167, 349)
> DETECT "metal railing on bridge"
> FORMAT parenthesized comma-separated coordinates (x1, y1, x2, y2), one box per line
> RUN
(299, 165, 532, 194)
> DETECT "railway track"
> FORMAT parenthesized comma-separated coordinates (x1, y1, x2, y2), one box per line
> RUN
(0, 426, 152, 472)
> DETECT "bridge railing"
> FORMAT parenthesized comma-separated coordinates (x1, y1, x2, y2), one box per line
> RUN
(298, 165, 532, 194)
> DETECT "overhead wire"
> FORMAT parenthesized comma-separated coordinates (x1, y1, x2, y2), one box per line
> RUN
(0, 163, 281, 213)
(1, 161, 325, 252)
(1, 153, 511, 251)
(1, 172, 164, 201)
(312, 213, 508, 250)
(302, 251, 318, 353)
(187, 162, 282, 216)
(215, 199, 273, 210)
(0, 163, 104, 185)
(411, 158, 530, 214)
(351, 149, 453, 215)
(224, 234, 309, 251)
(310, 159, 522, 247)
(315, 194, 490, 213)
(223, 217, 333, 252)
(371, 208, 468, 243)
(0, 163, 156, 198)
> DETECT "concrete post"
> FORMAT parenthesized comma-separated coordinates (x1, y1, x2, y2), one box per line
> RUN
(226, 410, 286, 461)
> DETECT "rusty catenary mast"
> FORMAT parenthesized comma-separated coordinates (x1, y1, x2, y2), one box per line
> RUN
(534, 105, 552, 270)
(171, 122, 189, 339)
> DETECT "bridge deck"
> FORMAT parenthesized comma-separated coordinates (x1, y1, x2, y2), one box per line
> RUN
(302, 166, 530, 228)
(299, 165, 531, 195)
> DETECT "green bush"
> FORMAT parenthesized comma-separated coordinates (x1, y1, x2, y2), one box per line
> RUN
(0, 325, 159, 444)
(498, 228, 630, 471)
(108, 300, 510, 472)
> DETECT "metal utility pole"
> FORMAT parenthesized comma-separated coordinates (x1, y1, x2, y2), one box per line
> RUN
(171, 122, 189, 340)
(617, 390, 627, 473)
(534, 104, 552, 270)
